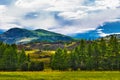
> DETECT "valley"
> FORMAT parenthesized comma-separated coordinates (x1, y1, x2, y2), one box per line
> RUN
(0, 28, 120, 80)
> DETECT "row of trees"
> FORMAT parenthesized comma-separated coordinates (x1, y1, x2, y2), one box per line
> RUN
(51, 36, 120, 71)
(0, 42, 44, 71)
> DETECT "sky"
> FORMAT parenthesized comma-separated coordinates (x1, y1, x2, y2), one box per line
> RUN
(0, 0, 120, 36)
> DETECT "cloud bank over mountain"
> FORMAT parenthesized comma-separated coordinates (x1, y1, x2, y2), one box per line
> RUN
(0, 0, 120, 36)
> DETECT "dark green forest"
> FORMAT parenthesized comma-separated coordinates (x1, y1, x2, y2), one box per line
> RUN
(51, 35, 120, 71)
(0, 35, 120, 71)
(0, 42, 44, 71)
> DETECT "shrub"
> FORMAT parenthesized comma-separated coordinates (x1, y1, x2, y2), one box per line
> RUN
(21, 62, 29, 71)
(29, 62, 44, 71)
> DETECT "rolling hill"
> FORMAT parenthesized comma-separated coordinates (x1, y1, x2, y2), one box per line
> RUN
(0, 28, 74, 44)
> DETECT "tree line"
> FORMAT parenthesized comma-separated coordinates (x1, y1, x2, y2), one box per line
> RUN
(0, 42, 44, 71)
(0, 35, 120, 71)
(51, 35, 120, 71)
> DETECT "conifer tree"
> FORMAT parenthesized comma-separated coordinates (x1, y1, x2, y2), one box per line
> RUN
(2, 47, 18, 71)
(51, 48, 69, 70)
(18, 49, 27, 69)
(69, 49, 79, 70)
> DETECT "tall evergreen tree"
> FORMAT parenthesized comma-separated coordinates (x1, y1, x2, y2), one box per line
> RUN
(2, 47, 18, 71)
(18, 49, 27, 69)
(69, 49, 79, 70)
(86, 42, 94, 70)
(51, 48, 69, 70)
(92, 42, 101, 70)
(79, 40, 87, 70)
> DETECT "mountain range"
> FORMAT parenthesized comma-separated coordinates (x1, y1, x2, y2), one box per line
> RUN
(0, 28, 73, 44)
(0, 21, 120, 44)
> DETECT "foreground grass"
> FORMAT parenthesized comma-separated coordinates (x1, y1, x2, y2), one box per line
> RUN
(0, 71, 120, 80)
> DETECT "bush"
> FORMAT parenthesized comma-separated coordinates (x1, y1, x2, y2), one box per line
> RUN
(29, 62, 44, 71)
(21, 62, 29, 71)
(36, 62, 44, 71)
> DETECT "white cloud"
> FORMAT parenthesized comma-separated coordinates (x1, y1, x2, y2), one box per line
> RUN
(97, 29, 120, 37)
(58, 11, 88, 20)
(0, 0, 120, 35)
(0, 5, 6, 13)
(51, 26, 95, 35)
(97, 29, 108, 37)
(15, 0, 51, 9)
(95, 0, 120, 9)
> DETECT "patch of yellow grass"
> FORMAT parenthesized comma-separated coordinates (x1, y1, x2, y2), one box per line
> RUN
(0, 71, 120, 80)
(25, 50, 39, 55)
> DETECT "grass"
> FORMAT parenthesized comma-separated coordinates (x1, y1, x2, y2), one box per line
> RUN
(25, 50, 39, 55)
(0, 71, 120, 80)
(25, 50, 55, 56)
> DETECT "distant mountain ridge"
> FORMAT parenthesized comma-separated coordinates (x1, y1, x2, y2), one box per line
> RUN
(0, 30, 4, 34)
(71, 30, 100, 40)
(0, 28, 73, 44)
(72, 21, 120, 39)
(103, 34, 120, 40)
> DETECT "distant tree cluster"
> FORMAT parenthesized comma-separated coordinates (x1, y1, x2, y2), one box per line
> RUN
(0, 42, 44, 71)
(51, 35, 120, 71)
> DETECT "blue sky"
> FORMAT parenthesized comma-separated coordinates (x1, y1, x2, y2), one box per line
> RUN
(0, 0, 120, 36)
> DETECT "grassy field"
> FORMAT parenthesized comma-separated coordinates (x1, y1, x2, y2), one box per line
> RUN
(21, 51, 120, 80)
(0, 71, 120, 80)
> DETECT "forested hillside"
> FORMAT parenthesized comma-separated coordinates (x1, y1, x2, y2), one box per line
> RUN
(51, 35, 120, 71)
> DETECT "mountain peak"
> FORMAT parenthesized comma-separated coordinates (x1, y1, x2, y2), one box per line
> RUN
(4, 28, 35, 38)
(5, 28, 29, 33)
(35, 29, 48, 32)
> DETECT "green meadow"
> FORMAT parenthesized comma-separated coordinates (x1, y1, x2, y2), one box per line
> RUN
(0, 71, 120, 80)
